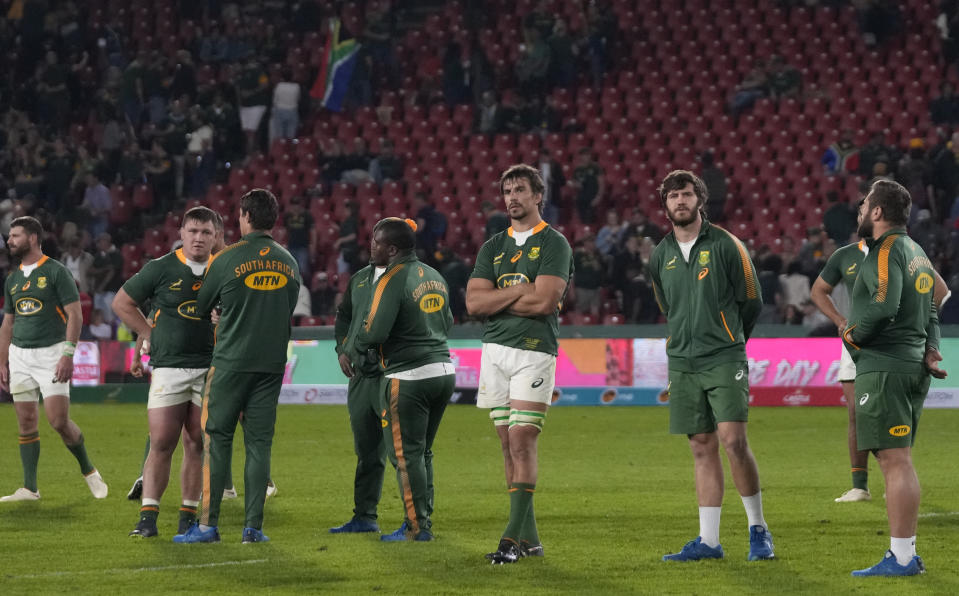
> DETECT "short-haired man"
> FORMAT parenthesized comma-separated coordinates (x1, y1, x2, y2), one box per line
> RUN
(354, 217, 455, 542)
(466, 164, 573, 564)
(113, 207, 222, 537)
(812, 199, 949, 504)
(0, 216, 108, 501)
(649, 170, 773, 562)
(843, 180, 946, 577)
(175, 189, 299, 544)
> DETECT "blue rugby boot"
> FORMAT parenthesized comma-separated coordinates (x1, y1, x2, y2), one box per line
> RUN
(329, 517, 380, 534)
(172, 522, 220, 543)
(748, 525, 775, 561)
(852, 551, 925, 577)
(663, 537, 724, 562)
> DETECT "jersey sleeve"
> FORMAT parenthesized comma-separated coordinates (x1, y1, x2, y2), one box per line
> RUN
(54, 265, 81, 306)
(3, 275, 13, 314)
(470, 239, 496, 282)
(723, 233, 762, 340)
(647, 247, 668, 315)
(847, 236, 903, 347)
(121, 259, 160, 304)
(334, 273, 355, 355)
(538, 232, 573, 281)
(356, 264, 406, 350)
(818, 249, 843, 287)
(196, 254, 225, 316)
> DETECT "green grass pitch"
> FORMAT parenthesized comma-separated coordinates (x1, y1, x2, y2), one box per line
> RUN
(1, 403, 958, 595)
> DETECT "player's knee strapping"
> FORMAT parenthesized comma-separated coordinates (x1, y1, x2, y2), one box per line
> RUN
(509, 409, 545, 430)
(489, 406, 510, 427)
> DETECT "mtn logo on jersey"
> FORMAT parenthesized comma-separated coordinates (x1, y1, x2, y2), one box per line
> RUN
(169, 279, 183, 291)
(735, 369, 745, 381)
(245, 271, 289, 290)
(177, 300, 201, 320)
(15, 297, 43, 315)
(497, 272, 530, 288)
(419, 293, 445, 313)
(889, 425, 911, 437)
(859, 393, 869, 405)
(915, 272, 933, 294)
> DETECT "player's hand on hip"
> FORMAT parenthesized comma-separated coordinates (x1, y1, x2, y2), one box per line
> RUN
(925, 347, 948, 380)
(338, 353, 355, 378)
(53, 355, 74, 384)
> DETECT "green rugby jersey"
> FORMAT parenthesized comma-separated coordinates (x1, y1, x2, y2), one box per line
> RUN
(470, 221, 573, 356)
(819, 240, 867, 294)
(355, 254, 452, 375)
(648, 221, 762, 372)
(196, 231, 300, 374)
(3, 255, 80, 348)
(334, 264, 382, 378)
(843, 228, 940, 374)
(121, 248, 213, 369)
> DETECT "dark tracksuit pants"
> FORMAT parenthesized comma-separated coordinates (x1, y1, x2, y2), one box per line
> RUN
(200, 367, 282, 530)
(348, 373, 386, 522)
(382, 374, 455, 536)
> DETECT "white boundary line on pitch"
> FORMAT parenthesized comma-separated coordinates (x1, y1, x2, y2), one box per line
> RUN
(918, 511, 959, 518)
(9, 558, 268, 580)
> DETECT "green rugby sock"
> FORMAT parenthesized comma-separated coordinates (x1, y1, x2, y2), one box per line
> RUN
(141, 435, 151, 473)
(179, 502, 198, 525)
(852, 468, 868, 491)
(519, 484, 540, 546)
(139, 503, 159, 522)
(18, 432, 40, 492)
(502, 482, 535, 542)
(66, 435, 95, 475)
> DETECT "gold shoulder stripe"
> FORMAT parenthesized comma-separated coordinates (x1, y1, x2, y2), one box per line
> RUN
(715, 225, 757, 299)
(876, 234, 900, 303)
(364, 264, 405, 332)
(204, 240, 247, 275)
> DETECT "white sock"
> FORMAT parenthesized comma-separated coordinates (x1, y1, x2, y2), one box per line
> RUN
(890, 536, 916, 566)
(741, 491, 767, 529)
(182, 499, 199, 507)
(699, 506, 722, 548)
(142, 497, 160, 507)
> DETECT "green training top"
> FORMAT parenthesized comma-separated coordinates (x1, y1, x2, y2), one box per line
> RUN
(4, 255, 80, 348)
(334, 264, 383, 378)
(355, 253, 452, 375)
(121, 248, 214, 369)
(196, 231, 300, 374)
(469, 221, 573, 356)
(843, 228, 940, 374)
(817, 240, 867, 318)
(648, 220, 763, 373)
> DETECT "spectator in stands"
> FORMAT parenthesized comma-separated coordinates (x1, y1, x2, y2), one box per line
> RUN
(199, 24, 230, 63)
(524, 0, 556, 39)
(362, 3, 399, 89)
(585, 1, 616, 88)
(797, 225, 828, 280)
(857, 132, 895, 177)
(310, 271, 338, 318)
(537, 148, 565, 223)
(43, 137, 75, 211)
(284, 195, 315, 278)
(474, 90, 505, 134)
(144, 50, 169, 125)
(63, 238, 94, 293)
(321, 139, 348, 188)
(779, 259, 811, 315)
(89, 232, 123, 324)
(437, 247, 470, 321)
(340, 137, 374, 185)
(515, 27, 551, 98)
(467, 42, 495, 105)
(88, 308, 113, 341)
(116, 139, 145, 186)
(269, 68, 300, 143)
(822, 190, 858, 245)
(526, 95, 563, 135)
(573, 235, 604, 317)
(729, 62, 768, 118)
(912, 209, 945, 262)
(899, 138, 935, 216)
(765, 54, 801, 99)
(612, 234, 653, 323)
(930, 81, 959, 125)
(369, 138, 404, 186)
(413, 192, 447, 259)
(120, 50, 147, 127)
(855, 0, 901, 47)
(822, 130, 860, 175)
(800, 298, 832, 334)
(481, 200, 509, 241)
(79, 170, 111, 238)
(757, 252, 784, 323)
(931, 129, 959, 217)
(596, 209, 623, 260)
(570, 148, 605, 224)
(441, 42, 469, 106)
(700, 151, 728, 222)
(547, 18, 577, 89)
(335, 201, 360, 274)
(620, 205, 663, 245)
(237, 57, 270, 153)
(169, 50, 197, 103)
(37, 49, 71, 132)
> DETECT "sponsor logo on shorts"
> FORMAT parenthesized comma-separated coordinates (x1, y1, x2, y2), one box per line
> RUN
(531, 378, 544, 388)
(244, 272, 289, 290)
(259, 247, 271, 256)
(177, 300, 201, 320)
(529, 247, 540, 260)
(419, 293, 445, 313)
(497, 273, 530, 288)
(859, 393, 869, 405)
(665, 256, 678, 270)
(37, 276, 46, 289)
(169, 279, 183, 291)
(15, 297, 42, 315)
(510, 250, 523, 263)
(889, 425, 911, 437)
(915, 272, 933, 294)
(698, 267, 709, 281)
(735, 369, 745, 381)
(698, 250, 710, 266)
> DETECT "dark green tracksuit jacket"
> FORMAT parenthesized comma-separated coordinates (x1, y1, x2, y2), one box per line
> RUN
(354, 253, 454, 536)
(334, 264, 386, 522)
(648, 220, 763, 372)
(842, 228, 940, 374)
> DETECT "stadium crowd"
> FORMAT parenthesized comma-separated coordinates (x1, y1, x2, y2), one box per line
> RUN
(2, 0, 959, 338)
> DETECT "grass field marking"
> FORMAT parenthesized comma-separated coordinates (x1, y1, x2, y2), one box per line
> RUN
(9, 558, 269, 580)
(918, 511, 959, 518)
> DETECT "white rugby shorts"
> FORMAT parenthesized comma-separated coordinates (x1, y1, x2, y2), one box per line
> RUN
(838, 343, 856, 383)
(148, 367, 208, 409)
(10, 342, 70, 402)
(476, 343, 556, 409)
